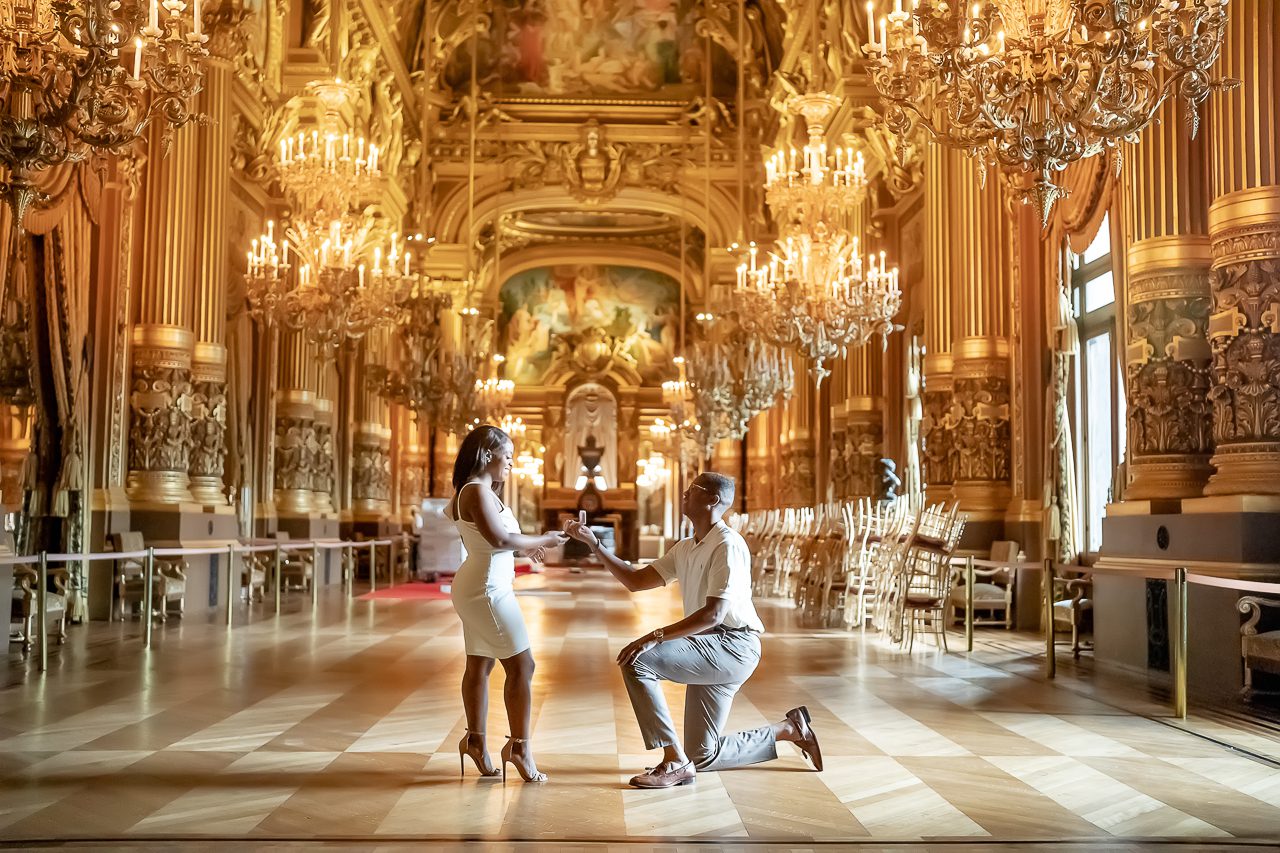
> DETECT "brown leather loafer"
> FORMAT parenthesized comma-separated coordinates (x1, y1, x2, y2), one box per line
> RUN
(629, 761, 695, 788)
(787, 705, 823, 771)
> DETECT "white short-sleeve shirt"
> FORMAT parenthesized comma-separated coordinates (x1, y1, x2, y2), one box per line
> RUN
(650, 521, 765, 633)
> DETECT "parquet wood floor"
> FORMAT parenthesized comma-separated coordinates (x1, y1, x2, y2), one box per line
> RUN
(3, 567, 1280, 849)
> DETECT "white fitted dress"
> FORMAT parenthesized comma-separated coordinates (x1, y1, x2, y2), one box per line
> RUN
(449, 482, 530, 659)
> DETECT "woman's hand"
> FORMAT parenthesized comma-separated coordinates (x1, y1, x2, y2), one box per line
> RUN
(539, 530, 570, 550)
(517, 546, 547, 562)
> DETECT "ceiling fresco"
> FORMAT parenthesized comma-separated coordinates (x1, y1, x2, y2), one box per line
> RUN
(499, 264, 680, 383)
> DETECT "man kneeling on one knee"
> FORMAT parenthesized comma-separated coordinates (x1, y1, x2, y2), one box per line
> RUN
(564, 472, 823, 789)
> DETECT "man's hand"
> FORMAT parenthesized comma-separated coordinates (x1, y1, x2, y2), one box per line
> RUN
(616, 632, 659, 667)
(563, 510, 600, 550)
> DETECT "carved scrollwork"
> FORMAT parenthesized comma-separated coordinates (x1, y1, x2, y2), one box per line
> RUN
(312, 423, 334, 498)
(922, 389, 956, 487)
(950, 376, 1010, 482)
(1127, 293, 1213, 457)
(273, 416, 313, 492)
(846, 422, 882, 498)
(128, 365, 194, 474)
(1207, 257, 1280, 446)
(352, 441, 392, 502)
(188, 379, 227, 478)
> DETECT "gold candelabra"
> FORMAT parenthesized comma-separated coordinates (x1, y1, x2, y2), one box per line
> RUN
(0, 0, 210, 224)
(863, 0, 1233, 222)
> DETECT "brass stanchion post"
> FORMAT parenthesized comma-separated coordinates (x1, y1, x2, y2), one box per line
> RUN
(369, 541, 377, 593)
(965, 555, 975, 652)
(225, 544, 235, 629)
(143, 547, 155, 650)
(1044, 559, 1056, 679)
(37, 552, 49, 672)
(1173, 567, 1188, 719)
(273, 543, 282, 614)
(311, 544, 319, 611)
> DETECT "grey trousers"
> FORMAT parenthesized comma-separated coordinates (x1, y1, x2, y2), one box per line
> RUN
(621, 628, 778, 771)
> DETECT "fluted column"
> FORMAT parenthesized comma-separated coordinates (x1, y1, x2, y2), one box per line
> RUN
(274, 331, 316, 515)
(843, 346, 883, 498)
(1203, 1, 1280, 496)
(187, 40, 237, 506)
(950, 155, 1013, 518)
(312, 358, 337, 514)
(399, 415, 428, 517)
(781, 354, 815, 507)
(352, 332, 393, 519)
(746, 408, 775, 510)
(923, 144, 956, 504)
(1123, 98, 1214, 499)
(126, 121, 198, 504)
(828, 356, 849, 500)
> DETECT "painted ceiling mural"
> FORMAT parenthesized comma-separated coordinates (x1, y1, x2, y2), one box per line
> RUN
(446, 0, 735, 99)
(499, 264, 680, 384)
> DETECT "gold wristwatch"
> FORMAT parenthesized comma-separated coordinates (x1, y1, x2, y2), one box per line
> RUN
(652, 627, 664, 644)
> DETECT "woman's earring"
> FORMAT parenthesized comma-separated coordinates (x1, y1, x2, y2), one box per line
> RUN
(481, 452, 492, 465)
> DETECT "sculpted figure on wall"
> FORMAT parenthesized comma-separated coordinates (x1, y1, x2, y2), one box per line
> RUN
(188, 380, 227, 479)
(128, 365, 193, 474)
(1127, 294, 1213, 458)
(274, 416, 312, 491)
(951, 376, 1010, 482)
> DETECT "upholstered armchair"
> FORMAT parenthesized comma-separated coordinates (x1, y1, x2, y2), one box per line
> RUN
(111, 532, 187, 621)
(1052, 575, 1093, 659)
(274, 532, 313, 592)
(949, 541, 1020, 629)
(241, 549, 268, 602)
(1239, 596, 1280, 701)
(11, 564, 69, 652)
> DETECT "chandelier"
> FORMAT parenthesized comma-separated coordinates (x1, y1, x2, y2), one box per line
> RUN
(0, 0, 209, 225)
(367, 286, 495, 436)
(275, 79, 381, 217)
(500, 414, 526, 439)
(765, 93, 869, 233)
(863, 0, 1232, 222)
(474, 355, 515, 423)
(636, 452, 670, 490)
(245, 218, 413, 358)
(739, 90, 901, 385)
(513, 447, 544, 487)
(685, 314, 794, 454)
(734, 237, 901, 385)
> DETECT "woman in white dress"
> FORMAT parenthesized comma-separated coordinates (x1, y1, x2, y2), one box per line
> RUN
(448, 426, 567, 783)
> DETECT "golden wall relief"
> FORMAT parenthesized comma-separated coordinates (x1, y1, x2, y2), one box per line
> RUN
(950, 375, 1011, 484)
(352, 439, 392, 505)
(843, 421, 882, 498)
(188, 377, 229, 492)
(1124, 274, 1213, 497)
(126, 352, 195, 504)
(274, 413, 317, 513)
(311, 418, 335, 511)
(779, 439, 816, 507)
(921, 388, 956, 488)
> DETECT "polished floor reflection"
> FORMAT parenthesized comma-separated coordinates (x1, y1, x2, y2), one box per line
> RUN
(3, 568, 1280, 846)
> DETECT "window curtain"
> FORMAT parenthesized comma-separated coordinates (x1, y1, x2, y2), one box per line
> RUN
(1043, 157, 1113, 563)
(6, 163, 100, 617)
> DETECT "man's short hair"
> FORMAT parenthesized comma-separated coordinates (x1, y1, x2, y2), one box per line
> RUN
(697, 472, 735, 508)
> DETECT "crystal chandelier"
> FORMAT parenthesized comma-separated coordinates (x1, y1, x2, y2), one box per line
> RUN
(863, 0, 1232, 222)
(245, 218, 413, 358)
(0, 0, 209, 225)
(514, 447, 544, 487)
(500, 414, 526, 439)
(636, 452, 670, 490)
(474, 355, 515, 423)
(739, 89, 901, 385)
(682, 313, 794, 456)
(764, 93, 869, 234)
(734, 236, 901, 385)
(275, 79, 381, 217)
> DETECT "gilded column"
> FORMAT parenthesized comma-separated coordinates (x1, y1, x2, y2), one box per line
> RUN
(746, 408, 774, 510)
(844, 346, 884, 498)
(1122, 97, 1214, 499)
(950, 155, 1013, 520)
(781, 355, 815, 507)
(1203, 1, 1280, 496)
(312, 358, 337, 514)
(274, 331, 315, 515)
(188, 18, 242, 506)
(352, 332, 393, 519)
(828, 356, 849, 500)
(126, 121, 198, 504)
(399, 414, 428, 518)
(922, 144, 956, 504)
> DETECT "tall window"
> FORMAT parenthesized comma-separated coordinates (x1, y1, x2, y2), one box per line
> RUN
(1070, 215, 1126, 555)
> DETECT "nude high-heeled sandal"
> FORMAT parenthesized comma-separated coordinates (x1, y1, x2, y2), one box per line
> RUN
(501, 735, 547, 784)
(458, 729, 500, 778)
